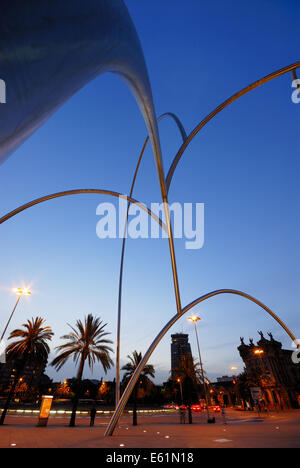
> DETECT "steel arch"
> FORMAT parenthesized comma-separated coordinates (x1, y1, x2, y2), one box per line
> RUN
(166, 62, 300, 192)
(105, 288, 297, 436)
(0, 189, 167, 233)
(115, 112, 187, 404)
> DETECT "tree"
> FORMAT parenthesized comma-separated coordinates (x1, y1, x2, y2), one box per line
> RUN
(172, 355, 199, 423)
(173, 356, 198, 398)
(98, 380, 110, 400)
(236, 368, 268, 407)
(55, 380, 72, 398)
(0, 317, 53, 425)
(121, 351, 155, 426)
(14, 381, 28, 400)
(51, 314, 113, 427)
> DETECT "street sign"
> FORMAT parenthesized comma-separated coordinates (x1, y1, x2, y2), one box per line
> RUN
(250, 387, 263, 401)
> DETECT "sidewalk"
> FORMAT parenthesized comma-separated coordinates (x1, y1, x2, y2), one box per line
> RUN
(0, 410, 299, 448)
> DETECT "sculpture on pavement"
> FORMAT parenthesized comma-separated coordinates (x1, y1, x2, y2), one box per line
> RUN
(0, 0, 298, 436)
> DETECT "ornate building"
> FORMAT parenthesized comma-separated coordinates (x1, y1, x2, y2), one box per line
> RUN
(238, 332, 300, 409)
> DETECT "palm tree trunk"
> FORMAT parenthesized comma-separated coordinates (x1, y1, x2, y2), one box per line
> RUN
(69, 355, 85, 427)
(133, 384, 138, 426)
(0, 360, 25, 425)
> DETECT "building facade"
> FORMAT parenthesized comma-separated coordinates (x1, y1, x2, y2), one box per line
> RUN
(0, 357, 47, 390)
(238, 332, 300, 409)
(211, 375, 237, 407)
(171, 333, 193, 378)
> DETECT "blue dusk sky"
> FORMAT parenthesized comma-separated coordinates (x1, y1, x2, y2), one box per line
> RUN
(0, 0, 299, 384)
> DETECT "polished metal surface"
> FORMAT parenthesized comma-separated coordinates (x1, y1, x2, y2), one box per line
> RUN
(114, 62, 300, 406)
(0, 1, 183, 427)
(0, 2, 297, 439)
(115, 112, 187, 405)
(165, 62, 300, 192)
(105, 288, 298, 436)
(0, 189, 167, 234)
(0, 0, 183, 322)
(0, 0, 154, 164)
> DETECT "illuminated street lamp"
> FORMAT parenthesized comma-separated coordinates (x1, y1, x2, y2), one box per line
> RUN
(188, 315, 211, 423)
(254, 349, 265, 374)
(254, 348, 266, 377)
(0, 288, 32, 342)
(253, 348, 270, 410)
(231, 366, 238, 382)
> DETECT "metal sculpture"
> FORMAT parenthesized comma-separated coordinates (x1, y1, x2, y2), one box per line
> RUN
(0, 189, 167, 233)
(0, 0, 298, 438)
(112, 62, 300, 412)
(0, 0, 157, 163)
(105, 289, 297, 436)
(0, 0, 182, 321)
(115, 112, 187, 405)
(166, 62, 300, 191)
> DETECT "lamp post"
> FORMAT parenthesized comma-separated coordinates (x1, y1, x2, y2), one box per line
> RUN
(254, 349, 268, 384)
(230, 367, 241, 408)
(188, 315, 211, 422)
(0, 288, 31, 342)
(254, 348, 265, 377)
(253, 348, 270, 412)
(177, 378, 183, 404)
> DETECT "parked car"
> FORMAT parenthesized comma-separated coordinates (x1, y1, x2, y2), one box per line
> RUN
(209, 405, 221, 413)
(191, 404, 202, 412)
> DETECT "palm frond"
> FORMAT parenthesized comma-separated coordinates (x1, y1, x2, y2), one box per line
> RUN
(6, 317, 53, 363)
(51, 314, 114, 375)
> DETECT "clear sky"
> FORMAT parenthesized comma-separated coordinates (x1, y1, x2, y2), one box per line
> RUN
(0, 0, 299, 385)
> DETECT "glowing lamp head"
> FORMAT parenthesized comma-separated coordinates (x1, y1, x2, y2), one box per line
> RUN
(13, 287, 31, 296)
(188, 315, 201, 323)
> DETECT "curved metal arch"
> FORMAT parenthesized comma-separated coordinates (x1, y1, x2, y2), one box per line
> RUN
(166, 62, 300, 192)
(105, 288, 297, 436)
(115, 112, 187, 404)
(158, 112, 188, 142)
(126, 111, 187, 206)
(0, 189, 167, 233)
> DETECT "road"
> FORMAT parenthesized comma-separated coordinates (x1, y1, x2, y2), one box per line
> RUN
(0, 409, 299, 448)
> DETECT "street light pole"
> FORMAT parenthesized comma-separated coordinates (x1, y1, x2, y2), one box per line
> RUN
(254, 349, 266, 380)
(177, 378, 183, 404)
(188, 315, 211, 422)
(253, 348, 271, 413)
(0, 288, 31, 343)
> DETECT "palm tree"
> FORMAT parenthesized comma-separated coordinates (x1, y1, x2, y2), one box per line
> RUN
(51, 314, 113, 427)
(121, 351, 155, 426)
(0, 317, 53, 425)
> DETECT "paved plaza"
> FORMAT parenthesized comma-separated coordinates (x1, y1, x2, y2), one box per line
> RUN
(0, 409, 300, 448)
